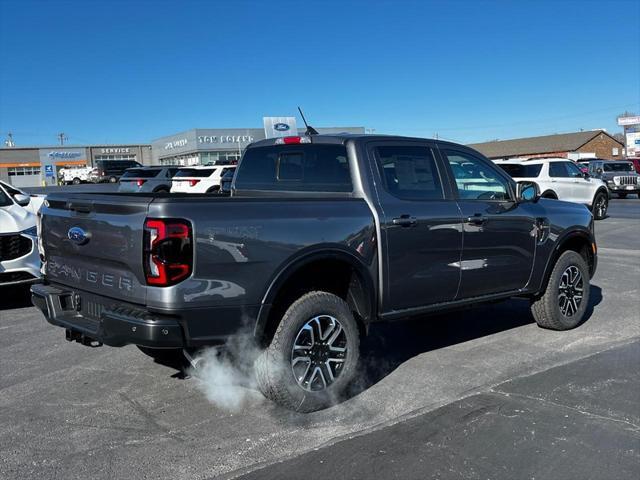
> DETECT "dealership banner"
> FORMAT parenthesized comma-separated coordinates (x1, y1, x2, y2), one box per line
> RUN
(263, 117, 297, 138)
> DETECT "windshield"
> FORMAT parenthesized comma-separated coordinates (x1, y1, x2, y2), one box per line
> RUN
(498, 163, 543, 178)
(121, 168, 161, 178)
(603, 162, 634, 172)
(174, 168, 216, 178)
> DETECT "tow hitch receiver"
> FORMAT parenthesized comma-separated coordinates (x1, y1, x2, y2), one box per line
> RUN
(65, 329, 103, 347)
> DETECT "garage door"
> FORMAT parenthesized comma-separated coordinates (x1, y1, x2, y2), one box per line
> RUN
(8, 166, 42, 187)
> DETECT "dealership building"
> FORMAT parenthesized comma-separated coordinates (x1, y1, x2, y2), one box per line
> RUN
(150, 126, 366, 166)
(0, 144, 152, 187)
(0, 125, 365, 187)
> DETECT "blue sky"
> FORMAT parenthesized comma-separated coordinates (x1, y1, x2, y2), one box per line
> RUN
(0, 0, 638, 146)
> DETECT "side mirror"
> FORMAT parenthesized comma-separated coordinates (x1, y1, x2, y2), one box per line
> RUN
(14, 194, 31, 207)
(517, 182, 539, 202)
(583, 171, 590, 179)
(596, 168, 603, 175)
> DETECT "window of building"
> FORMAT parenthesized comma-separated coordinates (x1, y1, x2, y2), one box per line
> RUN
(613, 147, 619, 156)
(94, 154, 137, 162)
(374, 145, 444, 200)
(8, 166, 41, 176)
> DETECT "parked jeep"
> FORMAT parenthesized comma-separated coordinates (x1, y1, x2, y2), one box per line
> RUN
(33, 134, 597, 412)
(587, 159, 640, 198)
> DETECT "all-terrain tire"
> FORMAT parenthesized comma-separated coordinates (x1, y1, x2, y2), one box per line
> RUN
(530, 251, 590, 330)
(254, 291, 360, 412)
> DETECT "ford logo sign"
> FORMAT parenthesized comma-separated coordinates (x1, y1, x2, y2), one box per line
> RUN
(68, 226, 89, 245)
(273, 123, 290, 132)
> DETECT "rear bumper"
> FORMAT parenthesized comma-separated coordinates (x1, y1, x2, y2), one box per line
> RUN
(30, 282, 258, 348)
(31, 283, 185, 348)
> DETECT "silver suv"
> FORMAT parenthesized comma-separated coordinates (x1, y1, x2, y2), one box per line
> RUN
(118, 166, 181, 193)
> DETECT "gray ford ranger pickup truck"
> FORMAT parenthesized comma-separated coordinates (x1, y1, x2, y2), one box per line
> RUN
(32, 134, 597, 412)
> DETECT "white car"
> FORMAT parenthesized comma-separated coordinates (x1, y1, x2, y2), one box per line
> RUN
(170, 165, 236, 194)
(0, 181, 43, 286)
(496, 158, 610, 219)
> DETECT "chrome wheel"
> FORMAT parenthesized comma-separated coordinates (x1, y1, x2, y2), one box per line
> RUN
(558, 265, 584, 317)
(595, 195, 607, 218)
(291, 315, 347, 392)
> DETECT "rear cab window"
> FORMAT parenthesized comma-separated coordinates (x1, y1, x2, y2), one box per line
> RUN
(235, 144, 352, 192)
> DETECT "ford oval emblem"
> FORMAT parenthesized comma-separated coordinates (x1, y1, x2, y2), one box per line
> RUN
(274, 123, 290, 132)
(68, 226, 89, 245)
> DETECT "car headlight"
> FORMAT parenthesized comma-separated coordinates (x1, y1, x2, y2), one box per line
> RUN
(22, 226, 38, 237)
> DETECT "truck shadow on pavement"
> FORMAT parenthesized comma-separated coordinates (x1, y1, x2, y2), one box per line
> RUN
(0, 285, 34, 311)
(353, 284, 603, 396)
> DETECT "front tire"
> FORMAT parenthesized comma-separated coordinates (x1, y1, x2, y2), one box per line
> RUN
(255, 291, 360, 412)
(530, 251, 590, 330)
(72, 177, 81, 185)
(592, 191, 608, 220)
(109, 176, 117, 183)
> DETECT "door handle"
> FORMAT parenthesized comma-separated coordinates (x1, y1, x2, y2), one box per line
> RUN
(466, 214, 487, 225)
(392, 215, 417, 227)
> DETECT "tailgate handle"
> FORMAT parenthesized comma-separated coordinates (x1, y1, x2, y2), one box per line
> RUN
(67, 202, 92, 213)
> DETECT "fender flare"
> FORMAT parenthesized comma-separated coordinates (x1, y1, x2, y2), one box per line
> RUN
(538, 227, 595, 292)
(254, 245, 377, 339)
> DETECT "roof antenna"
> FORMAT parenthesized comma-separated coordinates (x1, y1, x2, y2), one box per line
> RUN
(298, 106, 319, 136)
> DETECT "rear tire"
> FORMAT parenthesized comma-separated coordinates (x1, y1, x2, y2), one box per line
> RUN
(254, 291, 360, 412)
(109, 176, 117, 183)
(72, 177, 81, 185)
(206, 186, 221, 194)
(530, 251, 590, 330)
(592, 191, 608, 220)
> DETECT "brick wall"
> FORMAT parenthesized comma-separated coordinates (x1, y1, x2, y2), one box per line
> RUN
(578, 132, 624, 160)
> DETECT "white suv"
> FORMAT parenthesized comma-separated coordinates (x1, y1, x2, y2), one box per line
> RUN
(170, 165, 236, 194)
(496, 158, 609, 219)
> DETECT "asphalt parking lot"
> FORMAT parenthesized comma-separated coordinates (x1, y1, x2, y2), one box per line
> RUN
(1, 198, 639, 480)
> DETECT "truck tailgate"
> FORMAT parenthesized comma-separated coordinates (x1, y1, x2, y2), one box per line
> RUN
(41, 194, 151, 305)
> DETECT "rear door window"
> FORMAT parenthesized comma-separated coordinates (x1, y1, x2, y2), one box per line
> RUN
(549, 162, 570, 177)
(235, 145, 352, 192)
(374, 145, 444, 200)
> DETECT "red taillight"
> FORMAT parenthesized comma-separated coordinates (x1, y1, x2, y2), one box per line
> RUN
(276, 136, 311, 145)
(136, 179, 146, 187)
(144, 218, 193, 286)
(189, 179, 200, 187)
